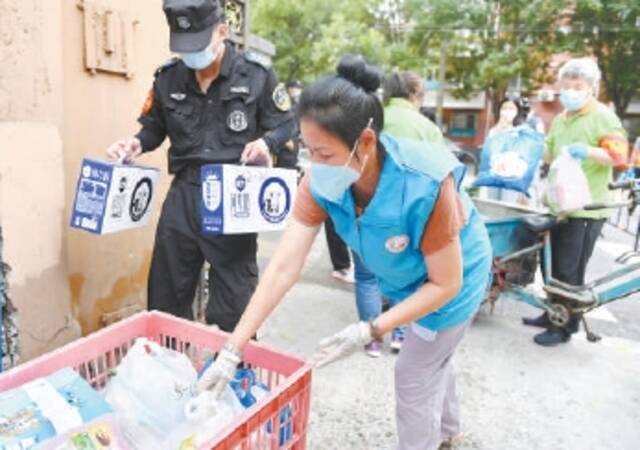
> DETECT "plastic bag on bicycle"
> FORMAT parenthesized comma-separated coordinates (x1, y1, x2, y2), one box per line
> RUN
(473, 125, 544, 195)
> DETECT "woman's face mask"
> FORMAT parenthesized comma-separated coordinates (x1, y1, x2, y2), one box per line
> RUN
(559, 89, 589, 112)
(559, 78, 592, 112)
(499, 103, 518, 123)
(305, 119, 373, 202)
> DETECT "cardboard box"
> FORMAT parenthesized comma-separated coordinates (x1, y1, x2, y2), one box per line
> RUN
(201, 165, 297, 235)
(70, 158, 159, 234)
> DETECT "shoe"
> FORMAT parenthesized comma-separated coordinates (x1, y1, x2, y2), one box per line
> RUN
(522, 312, 552, 328)
(331, 267, 354, 284)
(390, 328, 405, 353)
(364, 340, 383, 358)
(533, 328, 571, 347)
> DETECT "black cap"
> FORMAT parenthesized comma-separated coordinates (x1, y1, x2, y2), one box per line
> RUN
(163, 0, 225, 53)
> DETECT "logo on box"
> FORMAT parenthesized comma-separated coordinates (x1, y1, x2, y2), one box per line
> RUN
(259, 178, 290, 224)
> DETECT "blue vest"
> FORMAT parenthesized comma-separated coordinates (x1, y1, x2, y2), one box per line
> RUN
(311, 133, 492, 331)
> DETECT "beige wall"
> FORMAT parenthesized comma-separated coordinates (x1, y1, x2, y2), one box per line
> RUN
(61, 0, 172, 334)
(0, 0, 176, 360)
(0, 0, 79, 360)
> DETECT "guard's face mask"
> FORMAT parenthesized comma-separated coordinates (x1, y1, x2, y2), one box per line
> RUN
(310, 119, 372, 202)
(180, 43, 215, 70)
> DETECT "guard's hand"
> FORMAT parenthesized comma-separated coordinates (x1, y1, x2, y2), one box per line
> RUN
(197, 347, 240, 399)
(312, 322, 372, 368)
(567, 143, 589, 161)
(241, 138, 272, 167)
(285, 140, 295, 152)
(106, 137, 142, 164)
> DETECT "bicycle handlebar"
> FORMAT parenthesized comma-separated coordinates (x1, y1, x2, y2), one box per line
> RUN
(608, 179, 638, 190)
(583, 202, 631, 211)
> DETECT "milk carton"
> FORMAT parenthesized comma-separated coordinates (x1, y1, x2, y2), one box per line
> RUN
(70, 158, 159, 234)
(200, 165, 297, 235)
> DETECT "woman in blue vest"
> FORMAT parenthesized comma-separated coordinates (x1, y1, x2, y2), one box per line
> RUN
(199, 55, 492, 449)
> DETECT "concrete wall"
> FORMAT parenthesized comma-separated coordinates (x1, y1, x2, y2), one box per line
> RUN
(0, 1, 80, 360)
(61, 0, 172, 334)
(0, 0, 174, 360)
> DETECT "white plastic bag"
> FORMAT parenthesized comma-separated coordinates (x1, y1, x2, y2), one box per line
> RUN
(545, 151, 592, 213)
(103, 337, 197, 442)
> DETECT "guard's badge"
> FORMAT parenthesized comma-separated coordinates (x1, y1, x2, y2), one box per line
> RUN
(227, 110, 248, 132)
(176, 16, 191, 30)
(385, 234, 410, 254)
(230, 86, 250, 95)
(170, 92, 187, 101)
(272, 83, 291, 112)
(142, 88, 154, 114)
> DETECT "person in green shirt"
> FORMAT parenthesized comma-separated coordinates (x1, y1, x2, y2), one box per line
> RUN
(523, 58, 629, 346)
(384, 71, 444, 143)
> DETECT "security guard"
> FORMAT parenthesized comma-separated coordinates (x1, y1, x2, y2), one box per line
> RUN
(274, 80, 303, 170)
(106, 0, 294, 331)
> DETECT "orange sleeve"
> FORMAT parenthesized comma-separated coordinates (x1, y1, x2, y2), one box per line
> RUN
(292, 173, 328, 226)
(599, 134, 630, 169)
(420, 176, 467, 256)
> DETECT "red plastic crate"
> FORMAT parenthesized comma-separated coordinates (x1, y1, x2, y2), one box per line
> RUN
(0, 311, 313, 449)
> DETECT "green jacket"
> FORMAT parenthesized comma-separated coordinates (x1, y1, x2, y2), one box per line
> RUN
(384, 98, 444, 144)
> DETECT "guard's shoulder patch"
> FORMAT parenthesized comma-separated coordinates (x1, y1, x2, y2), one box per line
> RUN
(243, 50, 271, 70)
(154, 57, 179, 76)
(272, 82, 291, 112)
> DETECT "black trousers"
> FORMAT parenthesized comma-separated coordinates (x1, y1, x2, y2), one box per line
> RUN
(148, 176, 258, 332)
(549, 217, 605, 332)
(324, 217, 350, 271)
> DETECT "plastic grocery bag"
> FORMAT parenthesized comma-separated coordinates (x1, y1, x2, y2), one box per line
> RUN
(474, 125, 544, 196)
(545, 151, 592, 214)
(103, 338, 197, 447)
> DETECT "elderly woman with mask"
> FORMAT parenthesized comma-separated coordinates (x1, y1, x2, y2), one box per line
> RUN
(522, 58, 629, 346)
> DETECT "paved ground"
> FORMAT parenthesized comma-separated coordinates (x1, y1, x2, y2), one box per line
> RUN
(256, 219, 640, 450)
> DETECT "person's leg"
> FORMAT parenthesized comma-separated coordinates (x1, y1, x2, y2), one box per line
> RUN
(576, 219, 606, 285)
(148, 179, 204, 319)
(352, 251, 382, 321)
(534, 218, 588, 345)
(551, 219, 586, 285)
(440, 363, 462, 442)
(352, 251, 383, 356)
(564, 218, 606, 334)
(395, 322, 468, 450)
(203, 233, 258, 332)
(324, 217, 351, 273)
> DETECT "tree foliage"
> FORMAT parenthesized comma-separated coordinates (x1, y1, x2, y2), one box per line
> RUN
(564, 0, 640, 117)
(251, 0, 638, 119)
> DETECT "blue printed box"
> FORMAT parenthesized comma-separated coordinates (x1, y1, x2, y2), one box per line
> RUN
(70, 158, 159, 235)
(201, 165, 298, 235)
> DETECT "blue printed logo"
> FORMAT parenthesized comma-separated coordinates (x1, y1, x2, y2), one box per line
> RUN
(259, 177, 290, 224)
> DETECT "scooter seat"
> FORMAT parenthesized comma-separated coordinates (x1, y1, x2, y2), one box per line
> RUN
(522, 214, 558, 233)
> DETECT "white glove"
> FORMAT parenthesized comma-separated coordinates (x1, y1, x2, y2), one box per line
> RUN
(197, 347, 241, 398)
(312, 322, 372, 368)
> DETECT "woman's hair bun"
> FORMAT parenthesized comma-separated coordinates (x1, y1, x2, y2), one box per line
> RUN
(336, 54, 382, 93)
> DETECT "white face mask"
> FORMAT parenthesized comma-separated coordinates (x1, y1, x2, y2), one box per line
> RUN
(500, 109, 517, 122)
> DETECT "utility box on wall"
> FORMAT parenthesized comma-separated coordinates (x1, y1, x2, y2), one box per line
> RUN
(77, 0, 138, 78)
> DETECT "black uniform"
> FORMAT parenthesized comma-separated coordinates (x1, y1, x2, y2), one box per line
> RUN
(136, 42, 294, 331)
